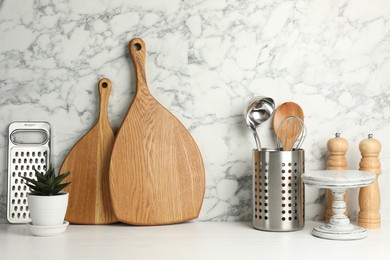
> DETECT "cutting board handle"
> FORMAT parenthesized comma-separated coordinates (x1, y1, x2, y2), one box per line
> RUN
(129, 38, 151, 97)
(98, 78, 112, 123)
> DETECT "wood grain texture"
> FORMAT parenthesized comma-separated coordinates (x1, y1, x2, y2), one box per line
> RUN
(273, 102, 304, 151)
(325, 134, 348, 223)
(109, 38, 205, 225)
(358, 136, 381, 229)
(60, 78, 117, 224)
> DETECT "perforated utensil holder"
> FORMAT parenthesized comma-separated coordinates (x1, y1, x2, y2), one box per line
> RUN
(253, 149, 305, 231)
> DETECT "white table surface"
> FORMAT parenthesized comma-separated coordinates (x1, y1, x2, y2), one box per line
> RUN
(0, 221, 389, 260)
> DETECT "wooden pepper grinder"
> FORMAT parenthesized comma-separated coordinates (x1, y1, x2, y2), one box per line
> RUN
(358, 134, 381, 229)
(325, 133, 348, 223)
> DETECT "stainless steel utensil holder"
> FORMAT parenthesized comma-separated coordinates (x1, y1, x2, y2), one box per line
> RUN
(253, 149, 305, 231)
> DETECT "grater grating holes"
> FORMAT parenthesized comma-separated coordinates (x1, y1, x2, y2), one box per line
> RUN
(8, 146, 49, 223)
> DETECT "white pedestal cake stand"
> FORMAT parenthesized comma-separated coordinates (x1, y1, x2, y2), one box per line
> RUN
(302, 170, 376, 240)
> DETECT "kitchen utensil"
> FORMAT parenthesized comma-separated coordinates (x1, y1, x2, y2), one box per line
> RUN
(244, 97, 275, 150)
(303, 170, 376, 240)
(276, 116, 306, 151)
(358, 134, 381, 229)
(326, 133, 349, 223)
(59, 78, 117, 224)
(109, 38, 205, 225)
(7, 121, 51, 223)
(253, 148, 305, 231)
(273, 102, 304, 151)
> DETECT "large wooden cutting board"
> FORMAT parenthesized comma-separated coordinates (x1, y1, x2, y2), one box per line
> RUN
(109, 38, 205, 225)
(60, 78, 117, 224)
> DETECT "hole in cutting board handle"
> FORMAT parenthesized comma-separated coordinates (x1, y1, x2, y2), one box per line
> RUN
(134, 43, 142, 51)
(102, 82, 108, 88)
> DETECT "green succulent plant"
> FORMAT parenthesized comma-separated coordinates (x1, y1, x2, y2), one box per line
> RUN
(21, 166, 71, 196)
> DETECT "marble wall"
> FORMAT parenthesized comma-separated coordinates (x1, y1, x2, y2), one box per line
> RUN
(1, 0, 389, 223)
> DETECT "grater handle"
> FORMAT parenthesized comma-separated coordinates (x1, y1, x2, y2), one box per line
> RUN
(8, 122, 51, 146)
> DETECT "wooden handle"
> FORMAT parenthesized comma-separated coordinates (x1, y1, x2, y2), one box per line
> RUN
(129, 38, 150, 97)
(98, 78, 112, 123)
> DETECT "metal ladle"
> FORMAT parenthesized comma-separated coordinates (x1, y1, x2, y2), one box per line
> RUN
(244, 97, 275, 150)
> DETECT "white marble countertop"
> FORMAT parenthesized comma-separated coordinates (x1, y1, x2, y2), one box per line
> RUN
(0, 221, 389, 260)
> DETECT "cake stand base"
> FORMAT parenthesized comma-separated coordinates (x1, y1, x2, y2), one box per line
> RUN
(312, 223, 367, 240)
(302, 170, 376, 241)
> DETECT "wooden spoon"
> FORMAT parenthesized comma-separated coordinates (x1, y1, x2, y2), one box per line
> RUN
(273, 102, 304, 151)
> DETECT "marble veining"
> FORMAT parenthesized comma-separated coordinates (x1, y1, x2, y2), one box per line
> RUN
(1, 0, 390, 223)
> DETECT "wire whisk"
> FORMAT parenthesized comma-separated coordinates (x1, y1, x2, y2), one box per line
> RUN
(276, 116, 306, 150)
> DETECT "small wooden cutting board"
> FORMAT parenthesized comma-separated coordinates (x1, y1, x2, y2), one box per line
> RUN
(60, 78, 117, 224)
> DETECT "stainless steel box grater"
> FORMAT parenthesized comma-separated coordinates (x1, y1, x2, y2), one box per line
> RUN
(253, 149, 305, 231)
(7, 122, 51, 223)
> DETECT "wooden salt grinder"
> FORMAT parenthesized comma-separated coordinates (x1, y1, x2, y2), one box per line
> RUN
(326, 133, 348, 223)
(358, 134, 381, 229)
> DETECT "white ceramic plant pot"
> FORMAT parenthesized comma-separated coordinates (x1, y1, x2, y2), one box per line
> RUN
(27, 193, 68, 226)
